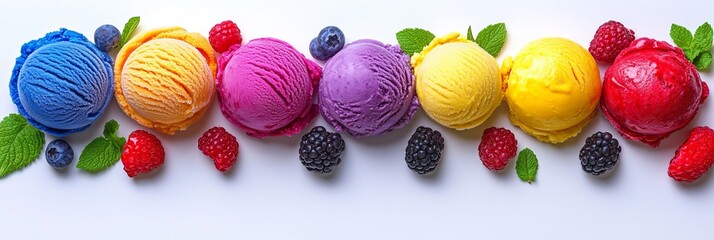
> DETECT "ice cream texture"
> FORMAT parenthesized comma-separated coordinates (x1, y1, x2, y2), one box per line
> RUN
(114, 27, 217, 135)
(217, 38, 322, 138)
(601, 38, 708, 147)
(319, 39, 418, 137)
(501, 37, 601, 143)
(411, 33, 502, 130)
(9, 28, 114, 136)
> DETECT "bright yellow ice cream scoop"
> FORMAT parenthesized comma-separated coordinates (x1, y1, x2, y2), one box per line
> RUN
(411, 33, 502, 130)
(115, 27, 217, 135)
(501, 37, 601, 143)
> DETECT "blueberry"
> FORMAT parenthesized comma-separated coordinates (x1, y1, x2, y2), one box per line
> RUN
(46, 139, 74, 169)
(311, 26, 345, 61)
(94, 24, 121, 52)
(310, 37, 331, 61)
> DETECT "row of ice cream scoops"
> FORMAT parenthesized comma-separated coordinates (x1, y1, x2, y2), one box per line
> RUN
(401, 30, 707, 147)
(406, 32, 604, 144)
(7, 24, 419, 140)
(8, 22, 709, 150)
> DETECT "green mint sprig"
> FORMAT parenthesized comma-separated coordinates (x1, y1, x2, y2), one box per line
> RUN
(76, 120, 125, 173)
(468, 23, 507, 57)
(0, 114, 45, 178)
(118, 16, 141, 49)
(670, 22, 712, 70)
(396, 28, 435, 56)
(516, 148, 538, 184)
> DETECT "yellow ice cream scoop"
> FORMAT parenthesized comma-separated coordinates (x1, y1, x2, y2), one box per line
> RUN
(115, 27, 217, 135)
(412, 33, 502, 130)
(501, 37, 601, 143)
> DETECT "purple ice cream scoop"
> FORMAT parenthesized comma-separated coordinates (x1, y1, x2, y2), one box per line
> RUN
(318, 39, 419, 137)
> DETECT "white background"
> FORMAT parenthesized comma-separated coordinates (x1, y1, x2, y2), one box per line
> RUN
(1, 0, 713, 239)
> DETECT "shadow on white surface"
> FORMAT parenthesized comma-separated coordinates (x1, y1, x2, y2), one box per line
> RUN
(50, 166, 71, 178)
(584, 162, 621, 187)
(674, 173, 713, 193)
(131, 166, 165, 184)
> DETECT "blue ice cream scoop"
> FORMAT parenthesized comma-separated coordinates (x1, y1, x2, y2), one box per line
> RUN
(9, 28, 114, 136)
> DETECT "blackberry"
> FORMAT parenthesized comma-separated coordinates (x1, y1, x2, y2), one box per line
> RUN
(405, 126, 445, 175)
(299, 126, 345, 174)
(579, 131, 621, 176)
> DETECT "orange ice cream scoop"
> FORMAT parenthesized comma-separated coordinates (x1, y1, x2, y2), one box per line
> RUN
(115, 27, 217, 135)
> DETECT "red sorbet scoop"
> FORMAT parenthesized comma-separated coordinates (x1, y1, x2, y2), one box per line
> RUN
(601, 38, 709, 147)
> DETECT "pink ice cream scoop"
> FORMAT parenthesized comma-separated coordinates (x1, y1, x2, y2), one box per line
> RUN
(216, 38, 322, 138)
(601, 38, 709, 147)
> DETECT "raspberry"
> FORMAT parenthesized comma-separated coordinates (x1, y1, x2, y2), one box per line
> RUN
(589, 20, 635, 63)
(405, 126, 445, 175)
(299, 126, 345, 175)
(668, 126, 714, 182)
(199, 127, 239, 172)
(579, 131, 621, 176)
(209, 20, 242, 53)
(121, 130, 165, 178)
(478, 127, 518, 171)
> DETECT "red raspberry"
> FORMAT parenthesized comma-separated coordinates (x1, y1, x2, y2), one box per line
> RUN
(199, 127, 239, 172)
(668, 126, 714, 182)
(209, 20, 242, 53)
(121, 130, 165, 178)
(478, 127, 518, 171)
(589, 20, 635, 63)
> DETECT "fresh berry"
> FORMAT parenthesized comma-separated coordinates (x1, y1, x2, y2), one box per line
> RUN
(309, 38, 330, 61)
(668, 126, 714, 182)
(45, 139, 74, 169)
(309, 26, 345, 61)
(579, 131, 621, 176)
(121, 130, 164, 178)
(94, 24, 121, 52)
(589, 20, 635, 63)
(299, 126, 345, 174)
(198, 127, 239, 172)
(478, 127, 517, 171)
(209, 20, 242, 53)
(405, 126, 445, 175)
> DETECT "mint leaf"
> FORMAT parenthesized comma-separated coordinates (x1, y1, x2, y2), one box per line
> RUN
(396, 28, 435, 56)
(76, 138, 121, 172)
(692, 22, 713, 52)
(475, 23, 507, 57)
(119, 16, 140, 49)
(694, 51, 713, 70)
(685, 49, 701, 62)
(467, 25, 475, 42)
(103, 119, 119, 138)
(110, 136, 126, 151)
(672, 22, 713, 68)
(515, 148, 538, 183)
(0, 114, 45, 178)
(670, 23, 693, 48)
(77, 120, 125, 173)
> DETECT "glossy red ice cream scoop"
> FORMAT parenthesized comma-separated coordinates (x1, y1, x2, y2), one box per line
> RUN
(601, 38, 709, 147)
